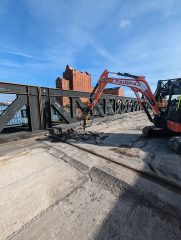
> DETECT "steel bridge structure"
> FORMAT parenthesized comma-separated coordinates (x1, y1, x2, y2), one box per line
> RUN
(0, 81, 144, 133)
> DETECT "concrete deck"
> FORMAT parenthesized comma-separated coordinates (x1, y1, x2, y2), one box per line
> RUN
(0, 112, 181, 240)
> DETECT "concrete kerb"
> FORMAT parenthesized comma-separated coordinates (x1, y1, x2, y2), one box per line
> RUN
(0, 130, 49, 144)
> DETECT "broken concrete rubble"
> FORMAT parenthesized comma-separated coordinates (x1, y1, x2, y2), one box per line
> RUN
(52, 128, 108, 144)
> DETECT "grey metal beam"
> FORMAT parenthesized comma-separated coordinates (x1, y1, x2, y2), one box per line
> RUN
(95, 102, 105, 117)
(0, 82, 27, 94)
(28, 94, 41, 131)
(0, 95, 27, 132)
(70, 98, 77, 119)
(49, 88, 137, 101)
(76, 99, 86, 110)
(115, 101, 123, 114)
(51, 97, 74, 124)
(42, 89, 52, 129)
(106, 99, 115, 115)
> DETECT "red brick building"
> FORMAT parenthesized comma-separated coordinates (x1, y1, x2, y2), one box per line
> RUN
(103, 87, 124, 96)
(63, 65, 92, 92)
(56, 65, 92, 106)
(56, 65, 123, 106)
(56, 77, 70, 106)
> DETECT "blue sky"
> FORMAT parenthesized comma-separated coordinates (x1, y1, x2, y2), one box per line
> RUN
(0, 0, 181, 98)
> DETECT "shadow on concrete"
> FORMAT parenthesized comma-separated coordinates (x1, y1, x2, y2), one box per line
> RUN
(45, 131, 181, 185)
(81, 132, 181, 239)
(92, 177, 181, 240)
(1, 126, 30, 134)
(56, 133, 181, 238)
(25, 131, 181, 239)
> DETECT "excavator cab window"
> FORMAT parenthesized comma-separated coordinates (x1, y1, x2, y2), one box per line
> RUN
(173, 80, 181, 95)
(169, 80, 181, 110)
(167, 93, 181, 124)
(155, 79, 181, 112)
(177, 96, 181, 111)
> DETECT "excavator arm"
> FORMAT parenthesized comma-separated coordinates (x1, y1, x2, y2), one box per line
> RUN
(83, 70, 161, 128)
(81, 70, 181, 154)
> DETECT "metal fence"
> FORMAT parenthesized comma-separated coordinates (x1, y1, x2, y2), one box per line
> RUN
(0, 81, 144, 133)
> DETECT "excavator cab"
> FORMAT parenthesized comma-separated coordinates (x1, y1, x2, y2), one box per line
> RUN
(154, 78, 181, 129)
(155, 79, 181, 110)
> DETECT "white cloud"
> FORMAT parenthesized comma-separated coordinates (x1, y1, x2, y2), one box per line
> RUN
(0, 0, 180, 92)
(119, 19, 131, 28)
(0, 49, 35, 59)
(24, 0, 120, 67)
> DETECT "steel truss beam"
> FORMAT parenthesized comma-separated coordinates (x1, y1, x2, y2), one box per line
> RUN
(0, 81, 141, 132)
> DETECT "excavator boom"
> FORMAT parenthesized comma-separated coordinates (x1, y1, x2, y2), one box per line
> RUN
(87, 70, 160, 123)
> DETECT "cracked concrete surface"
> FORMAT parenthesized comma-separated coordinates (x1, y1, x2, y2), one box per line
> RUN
(0, 112, 181, 240)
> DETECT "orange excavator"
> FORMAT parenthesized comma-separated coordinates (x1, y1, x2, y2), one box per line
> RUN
(82, 70, 181, 153)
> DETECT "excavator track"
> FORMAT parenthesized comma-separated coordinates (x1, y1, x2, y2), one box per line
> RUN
(168, 136, 181, 154)
(142, 126, 169, 137)
(143, 126, 181, 154)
